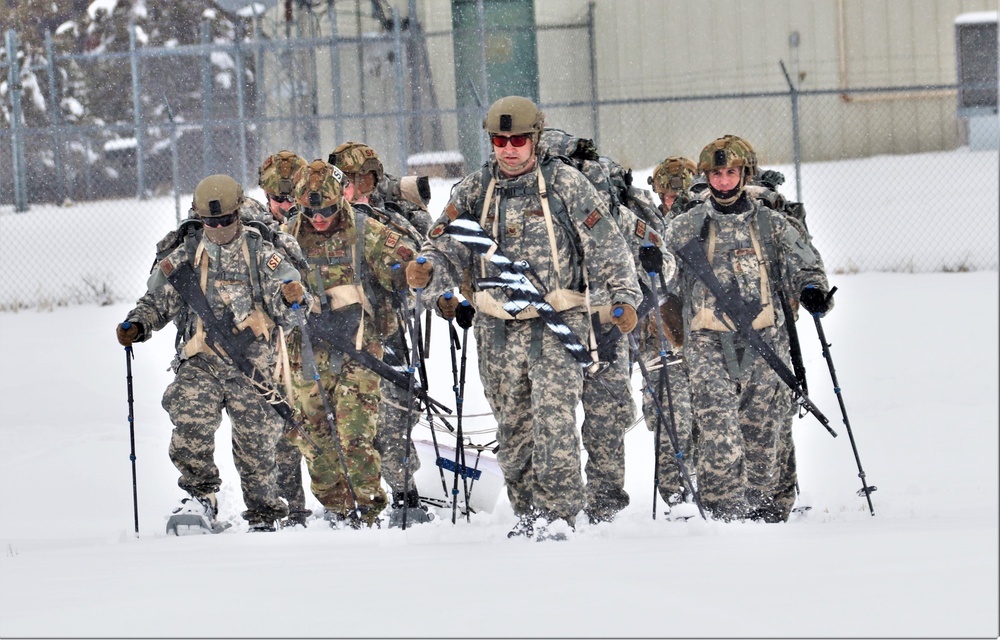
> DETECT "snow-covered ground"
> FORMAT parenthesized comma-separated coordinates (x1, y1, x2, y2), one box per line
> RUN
(1, 155, 998, 637)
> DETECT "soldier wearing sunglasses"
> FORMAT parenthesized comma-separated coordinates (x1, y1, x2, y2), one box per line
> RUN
(406, 96, 642, 541)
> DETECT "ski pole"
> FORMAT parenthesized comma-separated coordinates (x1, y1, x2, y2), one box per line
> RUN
(452, 298, 475, 523)
(122, 322, 139, 537)
(811, 287, 877, 516)
(292, 302, 363, 525)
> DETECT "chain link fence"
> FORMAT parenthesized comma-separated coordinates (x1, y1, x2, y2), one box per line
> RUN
(1, 11, 997, 311)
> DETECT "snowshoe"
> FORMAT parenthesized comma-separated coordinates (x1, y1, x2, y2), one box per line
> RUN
(662, 501, 700, 522)
(165, 496, 229, 536)
(535, 516, 574, 542)
(279, 509, 312, 529)
(387, 506, 434, 528)
(248, 520, 277, 532)
(506, 511, 537, 539)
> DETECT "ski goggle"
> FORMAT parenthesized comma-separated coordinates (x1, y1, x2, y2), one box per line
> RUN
(201, 211, 239, 228)
(305, 205, 342, 220)
(268, 193, 293, 204)
(491, 134, 531, 148)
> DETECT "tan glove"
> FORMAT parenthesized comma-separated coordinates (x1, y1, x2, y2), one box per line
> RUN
(437, 293, 460, 320)
(116, 322, 141, 346)
(281, 281, 306, 305)
(610, 303, 638, 334)
(406, 258, 433, 289)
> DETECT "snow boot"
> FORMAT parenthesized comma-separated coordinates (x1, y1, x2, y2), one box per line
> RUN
(165, 494, 228, 535)
(535, 514, 574, 542)
(506, 510, 538, 539)
(280, 509, 312, 529)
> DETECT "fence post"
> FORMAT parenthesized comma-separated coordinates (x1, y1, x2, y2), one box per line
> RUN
(201, 21, 213, 179)
(779, 60, 803, 203)
(253, 9, 267, 157)
(234, 27, 249, 189)
(587, 2, 600, 148)
(476, 0, 489, 166)
(129, 22, 146, 200)
(6, 30, 28, 212)
(45, 30, 66, 205)
(392, 8, 409, 175)
(328, 0, 343, 144)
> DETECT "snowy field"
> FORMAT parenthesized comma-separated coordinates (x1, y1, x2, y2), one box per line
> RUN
(0, 152, 998, 638)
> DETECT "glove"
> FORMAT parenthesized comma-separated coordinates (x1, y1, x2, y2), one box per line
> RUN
(281, 281, 306, 306)
(391, 262, 410, 290)
(610, 303, 638, 334)
(437, 293, 459, 320)
(456, 300, 475, 330)
(116, 321, 141, 346)
(406, 257, 432, 289)
(799, 285, 830, 316)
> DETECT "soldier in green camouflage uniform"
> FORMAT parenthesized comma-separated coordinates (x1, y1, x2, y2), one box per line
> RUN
(407, 97, 641, 539)
(639, 156, 698, 510)
(329, 142, 429, 525)
(662, 136, 832, 522)
(117, 174, 309, 532)
(257, 150, 313, 527)
(281, 159, 415, 528)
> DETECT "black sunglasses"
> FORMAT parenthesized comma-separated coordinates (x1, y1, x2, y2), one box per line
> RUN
(268, 193, 293, 204)
(305, 205, 341, 220)
(202, 211, 239, 228)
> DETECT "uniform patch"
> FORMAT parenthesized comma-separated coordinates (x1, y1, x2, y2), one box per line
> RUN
(384, 232, 400, 248)
(160, 258, 175, 276)
(635, 220, 647, 239)
(429, 221, 447, 238)
(445, 203, 460, 221)
(396, 245, 414, 261)
(648, 232, 661, 247)
(266, 253, 283, 270)
(584, 209, 603, 229)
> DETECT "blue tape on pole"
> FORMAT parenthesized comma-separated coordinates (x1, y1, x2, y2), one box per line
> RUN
(436, 456, 482, 481)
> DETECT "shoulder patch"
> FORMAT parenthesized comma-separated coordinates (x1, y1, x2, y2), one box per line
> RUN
(445, 203, 460, 221)
(429, 221, 448, 238)
(160, 258, 175, 276)
(584, 209, 603, 229)
(396, 245, 414, 261)
(648, 231, 662, 247)
(266, 253, 283, 271)
(384, 232, 400, 248)
(634, 220, 647, 239)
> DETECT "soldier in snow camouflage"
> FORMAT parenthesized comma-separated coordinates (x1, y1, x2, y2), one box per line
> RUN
(118, 174, 308, 531)
(662, 136, 832, 522)
(407, 97, 641, 539)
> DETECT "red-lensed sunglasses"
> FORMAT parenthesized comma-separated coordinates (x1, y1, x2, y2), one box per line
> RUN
(491, 134, 531, 148)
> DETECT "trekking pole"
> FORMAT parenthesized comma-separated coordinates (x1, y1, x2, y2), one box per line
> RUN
(121, 322, 139, 537)
(292, 302, 363, 525)
(811, 287, 877, 516)
(453, 298, 475, 523)
(398, 258, 427, 530)
(638, 244, 690, 520)
(410, 291, 451, 502)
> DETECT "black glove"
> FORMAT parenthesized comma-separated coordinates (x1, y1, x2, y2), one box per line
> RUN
(799, 285, 830, 317)
(456, 300, 475, 329)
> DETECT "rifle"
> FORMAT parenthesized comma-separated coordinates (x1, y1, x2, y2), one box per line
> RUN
(674, 237, 837, 438)
(163, 261, 324, 453)
(443, 216, 597, 373)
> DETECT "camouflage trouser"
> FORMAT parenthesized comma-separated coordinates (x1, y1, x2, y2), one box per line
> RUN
(770, 399, 799, 522)
(161, 358, 288, 524)
(476, 313, 588, 523)
(580, 330, 632, 518)
(374, 332, 421, 498)
(685, 326, 790, 521)
(275, 432, 308, 515)
(287, 354, 388, 525)
(638, 330, 695, 505)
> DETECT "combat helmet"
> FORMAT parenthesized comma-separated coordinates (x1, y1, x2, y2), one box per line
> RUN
(698, 135, 757, 179)
(258, 150, 307, 197)
(649, 156, 697, 194)
(193, 174, 244, 218)
(293, 159, 347, 213)
(482, 96, 545, 142)
(328, 142, 385, 184)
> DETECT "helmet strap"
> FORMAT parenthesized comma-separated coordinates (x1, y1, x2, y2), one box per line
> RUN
(496, 148, 537, 176)
(709, 172, 746, 206)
